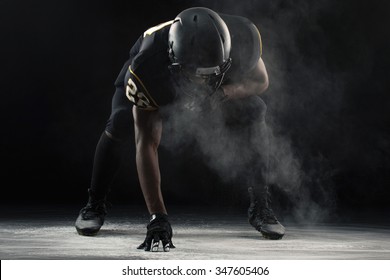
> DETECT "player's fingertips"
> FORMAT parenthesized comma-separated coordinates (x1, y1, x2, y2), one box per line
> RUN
(152, 240, 159, 252)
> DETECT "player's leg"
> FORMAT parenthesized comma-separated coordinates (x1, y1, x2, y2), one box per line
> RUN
(75, 83, 134, 236)
(220, 95, 285, 239)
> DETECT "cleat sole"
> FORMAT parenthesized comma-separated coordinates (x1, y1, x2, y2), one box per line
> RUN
(76, 227, 101, 236)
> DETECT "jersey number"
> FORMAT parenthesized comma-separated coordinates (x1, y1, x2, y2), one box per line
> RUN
(126, 78, 153, 109)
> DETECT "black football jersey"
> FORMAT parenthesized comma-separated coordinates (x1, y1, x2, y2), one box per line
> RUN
(114, 14, 262, 110)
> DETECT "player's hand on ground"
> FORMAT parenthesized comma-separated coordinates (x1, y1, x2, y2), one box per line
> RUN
(137, 213, 175, 252)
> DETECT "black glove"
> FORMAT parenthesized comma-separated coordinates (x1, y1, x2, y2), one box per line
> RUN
(137, 213, 175, 252)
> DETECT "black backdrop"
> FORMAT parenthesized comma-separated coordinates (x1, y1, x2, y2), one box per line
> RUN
(1, 0, 389, 221)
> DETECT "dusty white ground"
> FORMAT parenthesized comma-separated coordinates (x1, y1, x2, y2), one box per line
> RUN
(1, 205, 390, 260)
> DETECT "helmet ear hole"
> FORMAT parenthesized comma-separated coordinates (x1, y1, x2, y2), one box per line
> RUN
(168, 42, 176, 63)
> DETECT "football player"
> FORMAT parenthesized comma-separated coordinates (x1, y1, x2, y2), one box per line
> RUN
(75, 7, 285, 252)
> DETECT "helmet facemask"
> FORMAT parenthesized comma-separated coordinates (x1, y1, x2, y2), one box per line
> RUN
(169, 56, 232, 98)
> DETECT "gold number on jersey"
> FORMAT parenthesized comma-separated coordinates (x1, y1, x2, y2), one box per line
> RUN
(126, 78, 137, 103)
(126, 78, 153, 109)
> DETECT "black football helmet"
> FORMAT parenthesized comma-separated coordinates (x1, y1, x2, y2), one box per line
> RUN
(168, 7, 232, 97)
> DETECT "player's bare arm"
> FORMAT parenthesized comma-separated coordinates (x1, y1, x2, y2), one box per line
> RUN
(133, 106, 174, 252)
(133, 106, 167, 215)
(222, 57, 269, 100)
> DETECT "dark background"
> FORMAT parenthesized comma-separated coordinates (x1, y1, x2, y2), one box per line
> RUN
(1, 0, 389, 222)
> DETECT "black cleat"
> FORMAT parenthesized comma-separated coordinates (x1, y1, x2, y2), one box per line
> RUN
(248, 186, 285, 240)
(75, 192, 108, 236)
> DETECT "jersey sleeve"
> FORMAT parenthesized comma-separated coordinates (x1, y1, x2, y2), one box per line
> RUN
(124, 65, 159, 110)
(237, 18, 261, 73)
(249, 21, 262, 58)
(113, 33, 160, 110)
(116, 20, 174, 110)
(114, 35, 144, 88)
(221, 14, 262, 79)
